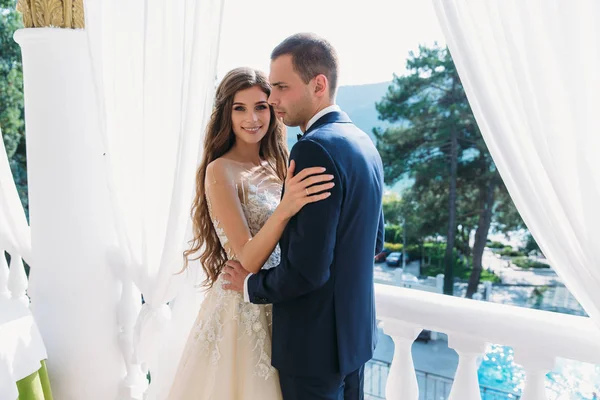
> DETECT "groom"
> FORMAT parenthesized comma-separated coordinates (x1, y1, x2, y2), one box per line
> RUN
(223, 33, 384, 400)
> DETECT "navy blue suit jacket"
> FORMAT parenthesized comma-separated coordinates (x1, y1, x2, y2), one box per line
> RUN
(247, 111, 385, 376)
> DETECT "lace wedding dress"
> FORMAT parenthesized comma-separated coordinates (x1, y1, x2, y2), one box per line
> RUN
(167, 159, 283, 400)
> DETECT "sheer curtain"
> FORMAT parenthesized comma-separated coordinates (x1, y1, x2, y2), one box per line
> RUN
(83, 0, 224, 395)
(432, 0, 600, 326)
(0, 127, 31, 264)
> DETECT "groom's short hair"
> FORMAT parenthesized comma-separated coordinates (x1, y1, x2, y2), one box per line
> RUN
(271, 33, 339, 98)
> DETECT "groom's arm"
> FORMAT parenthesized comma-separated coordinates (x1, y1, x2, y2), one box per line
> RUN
(247, 139, 342, 304)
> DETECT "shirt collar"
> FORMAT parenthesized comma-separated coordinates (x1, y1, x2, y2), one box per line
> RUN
(305, 104, 342, 132)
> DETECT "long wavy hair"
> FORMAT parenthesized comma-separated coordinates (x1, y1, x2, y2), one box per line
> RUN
(183, 67, 288, 288)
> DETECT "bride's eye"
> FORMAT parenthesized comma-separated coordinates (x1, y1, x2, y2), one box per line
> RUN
(256, 105, 268, 111)
(234, 106, 245, 112)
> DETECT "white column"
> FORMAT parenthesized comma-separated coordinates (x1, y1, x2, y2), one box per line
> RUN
(514, 349, 554, 400)
(382, 319, 421, 400)
(448, 335, 486, 400)
(14, 28, 123, 400)
(436, 273, 444, 293)
(484, 281, 492, 301)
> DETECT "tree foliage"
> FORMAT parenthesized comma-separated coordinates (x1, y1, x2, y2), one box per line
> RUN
(375, 44, 524, 296)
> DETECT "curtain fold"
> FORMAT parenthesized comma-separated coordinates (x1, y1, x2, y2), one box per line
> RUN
(0, 127, 31, 263)
(84, 0, 224, 394)
(432, 0, 600, 327)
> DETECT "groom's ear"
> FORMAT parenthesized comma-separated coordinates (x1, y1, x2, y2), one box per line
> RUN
(313, 74, 329, 98)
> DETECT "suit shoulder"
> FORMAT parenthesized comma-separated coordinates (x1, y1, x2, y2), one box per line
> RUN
(291, 136, 330, 155)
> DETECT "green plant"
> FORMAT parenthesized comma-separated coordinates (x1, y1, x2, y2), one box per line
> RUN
(383, 242, 403, 252)
(419, 243, 501, 283)
(480, 269, 502, 283)
(384, 224, 402, 244)
(531, 285, 549, 308)
(499, 247, 526, 258)
(512, 257, 550, 269)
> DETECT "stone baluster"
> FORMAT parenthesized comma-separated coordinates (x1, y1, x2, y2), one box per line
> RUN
(515, 349, 554, 400)
(382, 320, 422, 400)
(447, 334, 486, 400)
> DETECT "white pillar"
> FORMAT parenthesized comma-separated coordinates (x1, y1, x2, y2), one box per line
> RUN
(515, 349, 553, 400)
(484, 281, 492, 301)
(436, 273, 444, 293)
(382, 320, 421, 400)
(14, 28, 124, 400)
(448, 335, 486, 400)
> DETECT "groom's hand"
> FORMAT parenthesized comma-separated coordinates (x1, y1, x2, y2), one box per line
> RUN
(222, 260, 249, 293)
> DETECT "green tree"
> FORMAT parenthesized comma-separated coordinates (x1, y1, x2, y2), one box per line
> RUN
(375, 44, 524, 297)
(375, 44, 478, 294)
(1, 0, 28, 214)
(382, 193, 403, 226)
(521, 232, 542, 256)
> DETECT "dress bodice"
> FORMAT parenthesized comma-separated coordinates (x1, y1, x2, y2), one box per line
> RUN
(205, 158, 283, 270)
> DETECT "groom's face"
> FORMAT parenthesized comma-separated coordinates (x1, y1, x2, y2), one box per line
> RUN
(268, 54, 315, 131)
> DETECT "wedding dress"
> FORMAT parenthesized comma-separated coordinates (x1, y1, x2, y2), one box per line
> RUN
(167, 158, 283, 400)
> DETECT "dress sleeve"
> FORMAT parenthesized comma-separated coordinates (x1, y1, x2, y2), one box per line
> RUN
(205, 159, 253, 260)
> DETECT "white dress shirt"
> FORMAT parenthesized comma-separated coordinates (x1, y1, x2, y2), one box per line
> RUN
(242, 105, 341, 302)
(304, 104, 341, 132)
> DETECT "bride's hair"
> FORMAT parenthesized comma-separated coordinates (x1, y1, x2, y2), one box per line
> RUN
(183, 67, 288, 287)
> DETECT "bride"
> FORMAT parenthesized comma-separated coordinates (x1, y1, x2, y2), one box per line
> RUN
(167, 67, 334, 399)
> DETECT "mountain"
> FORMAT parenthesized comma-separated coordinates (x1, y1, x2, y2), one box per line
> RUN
(283, 81, 411, 194)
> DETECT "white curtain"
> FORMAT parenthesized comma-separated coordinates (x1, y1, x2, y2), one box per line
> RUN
(432, 0, 600, 326)
(0, 128, 31, 263)
(83, 0, 224, 394)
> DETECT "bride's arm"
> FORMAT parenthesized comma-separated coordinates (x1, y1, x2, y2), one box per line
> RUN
(206, 159, 333, 274)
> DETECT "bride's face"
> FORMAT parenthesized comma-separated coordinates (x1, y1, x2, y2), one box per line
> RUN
(230, 86, 271, 146)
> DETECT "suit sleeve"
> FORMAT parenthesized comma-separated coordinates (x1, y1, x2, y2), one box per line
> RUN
(247, 139, 342, 304)
(375, 209, 385, 255)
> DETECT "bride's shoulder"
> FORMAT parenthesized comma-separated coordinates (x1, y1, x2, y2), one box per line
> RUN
(206, 157, 239, 186)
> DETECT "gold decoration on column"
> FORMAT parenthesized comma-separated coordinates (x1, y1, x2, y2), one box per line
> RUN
(16, 0, 34, 28)
(16, 0, 85, 29)
(72, 0, 84, 29)
(63, 0, 72, 28)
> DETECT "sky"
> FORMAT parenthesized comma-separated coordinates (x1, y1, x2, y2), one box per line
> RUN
(217, 0, 447, 86)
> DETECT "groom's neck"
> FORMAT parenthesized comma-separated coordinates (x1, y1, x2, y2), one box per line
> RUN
(312, 102, 335, 116)
(300, 102, 336, 133)
(307, 100, 336, 121)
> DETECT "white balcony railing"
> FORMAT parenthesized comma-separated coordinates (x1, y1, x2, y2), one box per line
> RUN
(374, 283, 600, 400)
(3, 247, 600, 399)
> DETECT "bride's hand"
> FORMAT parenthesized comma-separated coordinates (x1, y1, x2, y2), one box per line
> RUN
(278, 160, 335, 220)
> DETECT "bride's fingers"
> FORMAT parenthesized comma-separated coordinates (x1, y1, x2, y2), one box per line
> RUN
(304, 182, 335, 196)
(305, 191, 332, 203)
(300, 174, 334, 189)
(291, 166, 327, 183)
